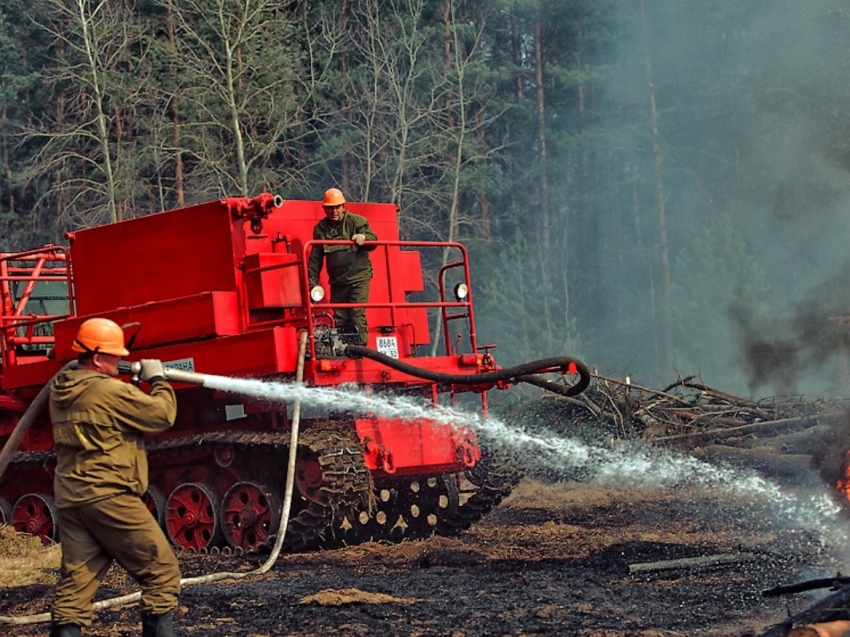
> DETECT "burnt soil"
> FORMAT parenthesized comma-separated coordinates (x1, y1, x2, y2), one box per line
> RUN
(0, 479, 843, 637)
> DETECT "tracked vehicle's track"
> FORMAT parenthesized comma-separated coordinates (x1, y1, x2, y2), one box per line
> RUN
(7, 429, 513, 550)
(435, 456, 523, 537)
(8, 425, 372, 552)
(337, 452, 522, 545)
(281, 423, 373, 550)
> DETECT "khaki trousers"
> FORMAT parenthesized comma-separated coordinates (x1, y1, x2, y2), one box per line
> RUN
(331, 279, 371, 345)
(52, 493, 181, 626)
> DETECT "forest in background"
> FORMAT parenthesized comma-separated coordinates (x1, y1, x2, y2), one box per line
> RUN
(3, 0, 850, 396)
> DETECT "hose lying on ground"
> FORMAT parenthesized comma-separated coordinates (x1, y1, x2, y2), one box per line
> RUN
(345, 345, 591, 398)
(0, 331, 309, 626)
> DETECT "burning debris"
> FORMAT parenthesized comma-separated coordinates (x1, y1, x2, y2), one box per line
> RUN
(758, 580, 850, 637)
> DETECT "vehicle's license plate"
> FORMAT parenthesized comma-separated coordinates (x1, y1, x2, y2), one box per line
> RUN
(376, 336, 399, 359)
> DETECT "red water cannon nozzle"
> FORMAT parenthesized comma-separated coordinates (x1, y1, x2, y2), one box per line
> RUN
(224, 192, 284, 235)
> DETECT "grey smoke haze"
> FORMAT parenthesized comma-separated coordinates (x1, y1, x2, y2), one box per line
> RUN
(596, 0, 850, 396)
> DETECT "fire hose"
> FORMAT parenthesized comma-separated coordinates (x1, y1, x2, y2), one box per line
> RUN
(0, 331, 309, 626)
(345, 345, 591, 398)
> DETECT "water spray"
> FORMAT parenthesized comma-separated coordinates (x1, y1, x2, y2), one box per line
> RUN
(186, 374, 850, 547)
(2, 349, 848, 625)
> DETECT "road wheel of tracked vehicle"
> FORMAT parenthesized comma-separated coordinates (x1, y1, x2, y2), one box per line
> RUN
(164, 482, 222, 552)
(221, 481, 281, 552)
(346, 484, 401, 543)
(398, 476, 460, 538)
(0, 497, 11, 525)
(294, 449, 325, 502)
(12, 493, 58, 544)
(142, 485, 166, 527)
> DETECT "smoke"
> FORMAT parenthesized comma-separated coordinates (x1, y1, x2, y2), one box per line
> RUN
(593, 0, 850, 394)
(731, 263, 850, 395)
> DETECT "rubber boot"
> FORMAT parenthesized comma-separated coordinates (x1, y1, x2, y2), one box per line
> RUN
(142, 609, 175, 637)
(49, 624, 82, 637)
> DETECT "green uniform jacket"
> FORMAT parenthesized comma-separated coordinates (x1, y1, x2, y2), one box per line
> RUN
(49, 369, 177, 509)
(308, 211, 377, 287)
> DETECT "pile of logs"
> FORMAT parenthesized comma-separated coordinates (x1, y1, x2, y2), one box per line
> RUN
(541, 373, 850, 487)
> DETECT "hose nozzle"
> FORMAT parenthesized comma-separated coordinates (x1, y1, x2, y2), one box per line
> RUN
(117, 361, 210, 387)
(117, 361, 142, 376)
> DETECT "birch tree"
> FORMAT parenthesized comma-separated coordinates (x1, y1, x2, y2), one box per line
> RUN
(20, 0, 153, 229)
(310, 0, 503, 352)
(161, 0, 307, 199)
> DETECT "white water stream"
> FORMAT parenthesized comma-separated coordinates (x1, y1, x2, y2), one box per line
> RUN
(202, 374, 850, 550)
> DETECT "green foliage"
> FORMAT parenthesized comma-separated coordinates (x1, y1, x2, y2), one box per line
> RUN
(671, 211, 770, 389)
(2, 0, 850, 392)
(470, 229, 583, 367)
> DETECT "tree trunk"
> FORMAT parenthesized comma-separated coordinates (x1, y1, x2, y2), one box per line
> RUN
(166, 0, 184, 207)
(1, 104, 11, 216)
(225, 39, 249, 197)
(76, 0, 118, 222)
(640, 0, 673, 374)
(475, 109, 491, 240)
(534, 16, 550, 252)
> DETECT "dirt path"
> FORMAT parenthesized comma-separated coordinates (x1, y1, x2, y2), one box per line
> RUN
(1, 480, 842, 636)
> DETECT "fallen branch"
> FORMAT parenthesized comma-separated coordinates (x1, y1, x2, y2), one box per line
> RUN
(681, 381, 767, 412)
(593, 374, 693, 407)
(651, 413, 842, 443)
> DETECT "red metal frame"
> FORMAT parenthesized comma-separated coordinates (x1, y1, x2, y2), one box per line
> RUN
(298, 239, 476, 359)
(0, 245, 72, 368)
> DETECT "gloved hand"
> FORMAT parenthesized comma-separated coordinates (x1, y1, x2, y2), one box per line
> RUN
(352, 233, 366, 246)
(139, 359, 166, 382)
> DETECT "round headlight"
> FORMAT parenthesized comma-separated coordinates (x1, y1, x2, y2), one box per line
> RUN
(310, 285, 325, 302)
(453, 282, 469, 301)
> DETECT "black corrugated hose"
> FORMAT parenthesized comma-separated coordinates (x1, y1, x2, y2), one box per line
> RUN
(345, 346, 591, 398)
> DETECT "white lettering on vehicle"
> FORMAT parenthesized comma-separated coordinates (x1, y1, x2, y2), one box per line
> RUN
(163, 357, 196, 373)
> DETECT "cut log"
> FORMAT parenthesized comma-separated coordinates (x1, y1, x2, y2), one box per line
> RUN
(738, 425, 830, 455)
(628, 552, 758, 574)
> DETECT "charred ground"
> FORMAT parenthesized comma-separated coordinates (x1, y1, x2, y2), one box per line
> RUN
(0, 480, 841, 637)
(3, 381, 849, 637)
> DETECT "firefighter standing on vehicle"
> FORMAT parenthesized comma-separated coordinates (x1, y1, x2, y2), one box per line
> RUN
(48, 318, 180, 637)
(308, 187, 378, 346)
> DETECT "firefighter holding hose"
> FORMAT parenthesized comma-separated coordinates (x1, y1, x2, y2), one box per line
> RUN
(48, 318, 180, 637)
(308, 187, 377, 347)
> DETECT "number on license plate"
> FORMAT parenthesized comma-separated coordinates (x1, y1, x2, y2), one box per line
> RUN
(376, 336, 399, 359)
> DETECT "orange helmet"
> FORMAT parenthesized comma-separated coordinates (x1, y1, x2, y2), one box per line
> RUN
(72, 318, 130, 357)
(323, 188, 346, 207)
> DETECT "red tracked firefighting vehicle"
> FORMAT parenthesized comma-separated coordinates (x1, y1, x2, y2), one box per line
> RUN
(0, 193, 589, 552)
